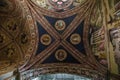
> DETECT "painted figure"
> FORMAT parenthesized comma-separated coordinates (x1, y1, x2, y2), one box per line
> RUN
(110, 28, 120, 65)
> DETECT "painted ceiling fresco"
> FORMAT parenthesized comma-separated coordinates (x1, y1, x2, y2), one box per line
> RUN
(0, 0, 120, 79)
(0, 0, 38, 75)
(31, 0, 86, 11)
(19, 0, 108, 79)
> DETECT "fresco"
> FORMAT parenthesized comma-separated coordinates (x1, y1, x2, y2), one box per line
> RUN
(90, 1, 108, 67)
(31, 0, 87, 11)
(0, 0, 38, 75)
(109, 28, 120, 65)
(109, 0, 120, 74)
(1, 0, 120, 79)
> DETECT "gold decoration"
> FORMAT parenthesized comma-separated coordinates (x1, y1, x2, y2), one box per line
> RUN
(70, 33, 81, 45)
(55, 49, 67, 61)
(55, 20, 66, 31)
(40, 34, 52, 45)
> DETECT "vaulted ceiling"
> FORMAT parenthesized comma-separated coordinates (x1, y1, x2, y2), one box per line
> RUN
(0, 0, 38, 75)
(0, 0, 120, 79)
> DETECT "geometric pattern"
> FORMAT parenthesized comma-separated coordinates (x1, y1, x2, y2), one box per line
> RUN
(19, 0, 108, 76)
(0, 0, 108, 79)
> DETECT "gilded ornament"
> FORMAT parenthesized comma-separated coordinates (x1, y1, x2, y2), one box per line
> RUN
(70, 33, 81, 45)
(55, 49, 67, 61)
(55, 20, 66, 31)
(40, 34, 51, 46)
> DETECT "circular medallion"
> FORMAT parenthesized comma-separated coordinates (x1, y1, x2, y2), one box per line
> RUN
(40, 34, 51, 46)
(55, 49, 67, 61)
(55, 20, 66, 31)
(70, 33, 81, 45)
(47, 0, 73, 10)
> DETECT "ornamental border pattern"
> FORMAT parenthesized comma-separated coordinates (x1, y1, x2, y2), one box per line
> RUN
(20, 64, 105, 80)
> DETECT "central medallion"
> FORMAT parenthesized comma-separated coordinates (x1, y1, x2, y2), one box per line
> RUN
(47, 0, 73, 10)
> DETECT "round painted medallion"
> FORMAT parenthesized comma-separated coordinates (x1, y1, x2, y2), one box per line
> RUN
(55, 20, 66, 31)
(55, 49, 67, 61)
(70, 33, 81, 45)
(47, 0, 73, 10)
(40, 34, 51, 46)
